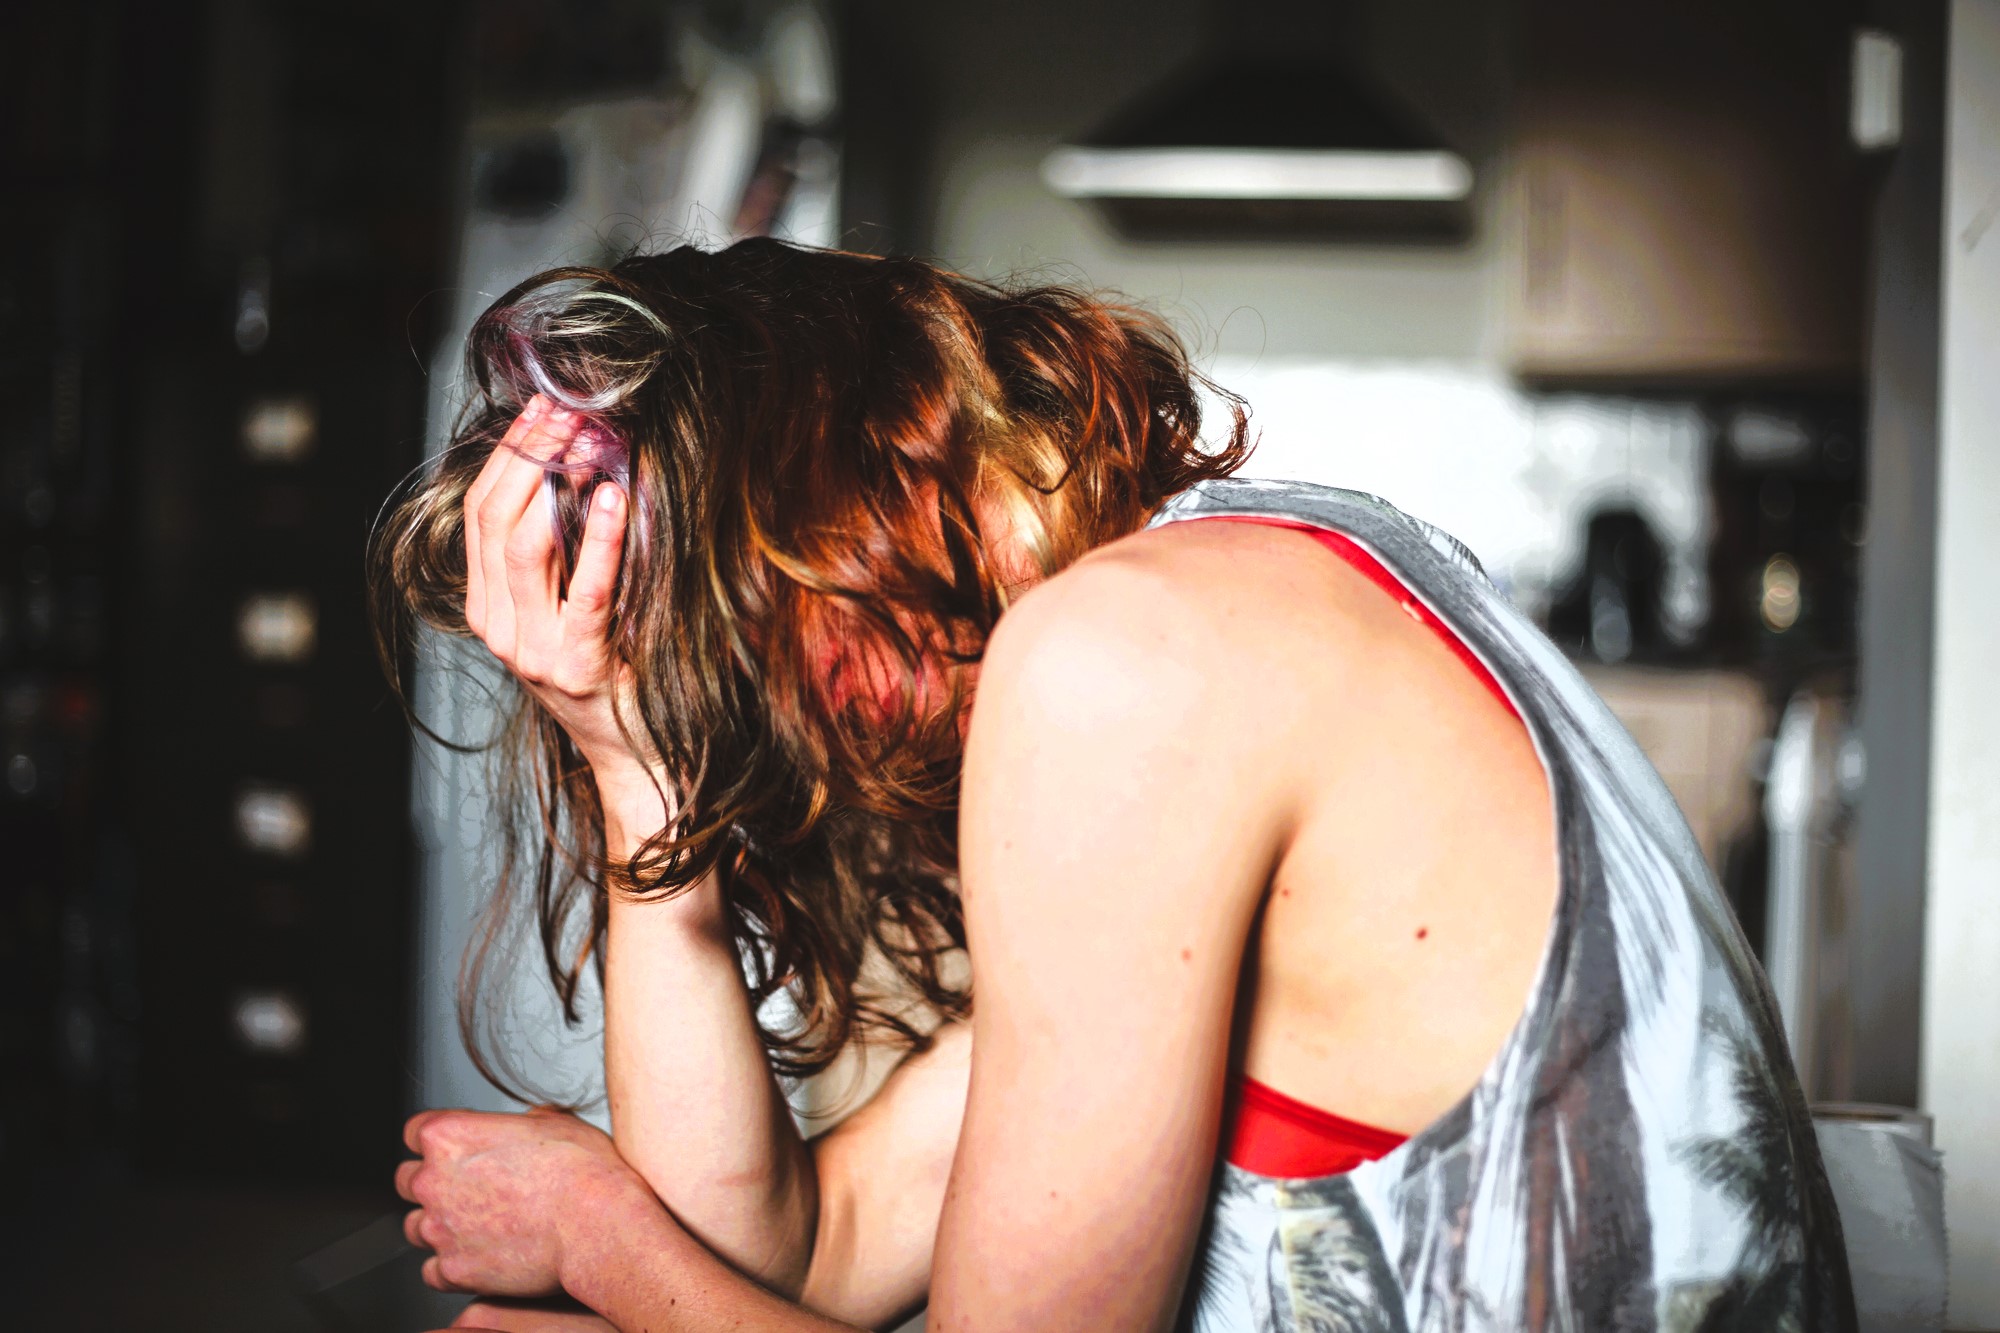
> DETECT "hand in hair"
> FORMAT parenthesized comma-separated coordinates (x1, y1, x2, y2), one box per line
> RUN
(463, 395, 668, 832)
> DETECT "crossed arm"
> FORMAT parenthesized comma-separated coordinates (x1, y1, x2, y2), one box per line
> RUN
(402, 1017, 971, 1333)
(600, 852, 972, 1328)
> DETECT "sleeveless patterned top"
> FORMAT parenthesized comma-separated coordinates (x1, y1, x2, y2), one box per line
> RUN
(1150, 480, 1855, 1333)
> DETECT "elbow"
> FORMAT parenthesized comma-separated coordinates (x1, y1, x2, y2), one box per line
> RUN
(634, 1150, 820, 1295)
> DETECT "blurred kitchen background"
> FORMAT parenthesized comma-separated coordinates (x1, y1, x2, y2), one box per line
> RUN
(4, 0, 1997, 1328)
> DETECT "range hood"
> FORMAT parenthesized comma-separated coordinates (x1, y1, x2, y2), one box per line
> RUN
(1042, 59, 1473, 241)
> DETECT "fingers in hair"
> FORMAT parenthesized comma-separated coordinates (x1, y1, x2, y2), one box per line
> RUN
(563, 483, 626, 630)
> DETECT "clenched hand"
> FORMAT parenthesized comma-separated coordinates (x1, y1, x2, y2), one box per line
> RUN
(396, 1106, 659, 1300)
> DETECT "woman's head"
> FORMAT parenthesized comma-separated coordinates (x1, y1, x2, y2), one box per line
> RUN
(373, 238, 1250, 1090)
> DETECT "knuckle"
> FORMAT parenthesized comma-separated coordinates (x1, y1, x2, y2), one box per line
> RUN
(548, 662, 599, 697)
(513, 651, 549, 685)
(503, 531, 543, 568)
(415, 1113, 455, 1153)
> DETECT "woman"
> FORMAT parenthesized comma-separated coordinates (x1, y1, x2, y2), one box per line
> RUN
(377, 239, 1853, 1332)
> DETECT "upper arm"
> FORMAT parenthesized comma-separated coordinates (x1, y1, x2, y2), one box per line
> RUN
(928, 551, 1300, 1331)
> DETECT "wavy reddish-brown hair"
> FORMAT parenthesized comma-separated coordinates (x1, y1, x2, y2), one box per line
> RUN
(371, 238, 1250, 1095)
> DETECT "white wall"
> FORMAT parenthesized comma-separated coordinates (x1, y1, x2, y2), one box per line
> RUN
(1922, 2, 2000, 1326)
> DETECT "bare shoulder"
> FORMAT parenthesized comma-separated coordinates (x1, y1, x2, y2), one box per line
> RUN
(979, 516, 1397, 727)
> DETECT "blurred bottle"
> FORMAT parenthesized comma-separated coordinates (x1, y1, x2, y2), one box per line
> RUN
(1547, 508, 1672, 665)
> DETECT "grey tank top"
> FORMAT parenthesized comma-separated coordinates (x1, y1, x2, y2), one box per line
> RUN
(1149, 480, 1854, 1333)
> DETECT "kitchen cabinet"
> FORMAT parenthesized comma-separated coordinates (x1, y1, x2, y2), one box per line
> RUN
(1509, 0, 1868, 382)
(1578, 665, 1771, 879)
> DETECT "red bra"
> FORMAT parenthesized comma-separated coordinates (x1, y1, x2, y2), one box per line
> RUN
(1204, 516, 1522, 1178)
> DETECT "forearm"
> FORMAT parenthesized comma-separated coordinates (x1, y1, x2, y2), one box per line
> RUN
(449, 1296, 617, 1331)
(565, 1028, 966, 1333)
(561, 1193, 858, 1333)
(597, 767, 819, 1293)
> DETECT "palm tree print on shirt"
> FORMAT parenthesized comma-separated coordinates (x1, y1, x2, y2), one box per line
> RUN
(1155, 480, 1855, 1333)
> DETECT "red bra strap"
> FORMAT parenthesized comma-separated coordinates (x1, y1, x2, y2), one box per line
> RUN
(1194, 515, 1520, 722)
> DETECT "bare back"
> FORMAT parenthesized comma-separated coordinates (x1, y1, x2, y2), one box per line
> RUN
(1171, 517, 1561, 1134)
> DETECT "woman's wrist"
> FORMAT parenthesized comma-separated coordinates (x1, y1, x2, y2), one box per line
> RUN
(593, 763, 729, 933)
(556, 1168, 684, 1317)
(589, 755, 678, 861)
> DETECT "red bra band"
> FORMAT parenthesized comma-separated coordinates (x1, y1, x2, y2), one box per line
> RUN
(1226, 1076, 1410, 1178)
